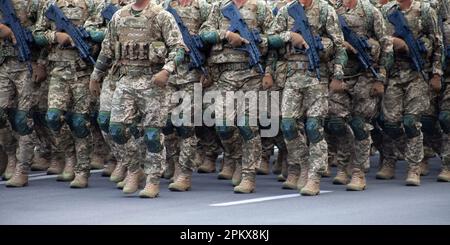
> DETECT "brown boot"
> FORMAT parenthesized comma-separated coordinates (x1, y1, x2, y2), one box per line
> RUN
(347, 168, 366, 191)
(333, 165, 349, 185)
(234, 172, 255, 194)
(46, 157, 64, 175)
(116, 173, 128, 189)
(90, 154, 104, 170)
(218, 158, 235, 180)
(70, 172, 89, 188)
(321, 163, 332, 178)
(300, 174, 321, 196)
(197, 156, 216, 173)
(110, 161, 127, 183)
(6, 164, 29, 187)
(102, 156, 117, 177)
(376, 160, 395, 180)
(282, 165, 300, 190)
(256, 155, 270, 175)
(139, 177, 160, 198)
(168, 168, 192, 192)
(419, 159, 429, 176)
(2, 154, 17, 180)
(123, 168, 145, 194)
(406, 165, 421, 186)
(297, 163, 309, 190)
(30, 152, 50, 171)
(232, 163, 242, 186)
(437, 165, 450, 182)
(57, 155, 76, 182)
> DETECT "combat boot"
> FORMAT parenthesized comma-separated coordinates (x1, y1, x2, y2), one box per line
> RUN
(297, 163, 308, 190)
(232, 163, 242, 186)
(6, 163, 29, 187)
(56, 155, 76, 182)
(282, 165, 300, 190)
(437, 165, 450, 182)
(376, 160, 395, 179)
(2, 154, 17, 180)
(168, 168, 192, 192)
(405, 165, 421, 186)
(321, 163, 332, 178)
(139, 179, 160, 198)
(347, 168, 366, 191)
(90, 154, 104, 170)
(46, 157, 64, 175)
(102, 156, 117, 177)
(218, 158, 235, 180)
(256, 155, 270, 175)
(30, 152, 50, 171)
(70, 172, 89, 188)
(197, 156, 216, 173)
(116, 175, 127, 189)
(234, 172, 255, 194)
(300, 174, 321, 196)
(123, 168, 145, 194)
(110, 161, 127, 183)
(419, 159, 429, 176)
(333, 165, 349, 185)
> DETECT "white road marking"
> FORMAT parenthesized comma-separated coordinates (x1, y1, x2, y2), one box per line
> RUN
(0, 170, 103, 185)
(210, 191, 333, 207)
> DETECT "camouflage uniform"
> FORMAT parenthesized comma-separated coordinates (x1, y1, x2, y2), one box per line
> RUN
(33, 0, 104, 186)
(381, 0, 443, 185)
(199, 0, 273, 193)
(90, 1, 185, 193)
(267, 0, 347, 194)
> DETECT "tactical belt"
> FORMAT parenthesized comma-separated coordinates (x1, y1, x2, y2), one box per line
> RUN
(217, 62, 251, 72)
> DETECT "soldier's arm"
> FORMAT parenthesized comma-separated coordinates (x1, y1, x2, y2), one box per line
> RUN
(157, 10, 186, 74)
(325, 5, 347, 80)
(84, 0, 108, 43)
(427, 7, 444, 76)
(373, 6, 393, 75)
(199, 2, 222, 45)
(266, 6, 290, 44)
(32, 1, 55, 47)
(90, 16, 117, 82)
(198, 0, 212, 23)
(259, 4, 274, 48)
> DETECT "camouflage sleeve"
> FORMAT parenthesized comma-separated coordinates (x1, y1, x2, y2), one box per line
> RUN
(157, 10, 185, 74)
(427, 7, 444, 76)
(91, 14, 117, 82)
(199, 0, 212, 22)
(84, 0, 107, 43)
(259, 4, 274, 47)
(199, 2, 222, 40)
(32, 1, 56, 46)
(266, 6, 289, 41)
(372, 5, 393, 72)
(325, 5, 347, 80)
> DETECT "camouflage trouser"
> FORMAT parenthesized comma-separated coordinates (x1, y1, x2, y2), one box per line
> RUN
(327, 73, 380, 169)
(110, 71, 171, 184)
(421, 88, 442, 160)
(382, 71, 430, 167)
(91, 98, 110, 162)
(438, 70, 450, 167)
(281, 71, 328, 178)
(206, 67, 262, 176)
(47, 62, 93, 174)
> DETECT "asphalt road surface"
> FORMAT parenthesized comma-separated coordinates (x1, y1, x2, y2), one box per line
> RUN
(1, 155, 449, 225)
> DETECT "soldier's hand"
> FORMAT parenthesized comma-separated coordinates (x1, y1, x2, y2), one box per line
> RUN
(226, 31, 249, 48)
(32, 63, 47, 84)
(200, 74, 213, 88)
(430, 74, 442, 93)
(370, 81, 385, 97)
(89, 79, 101, 97)
(152, 69, 170, 88)
(343, 41, 357, 54)
(329, 79, 345, 93)
(55, 32, 74, 47)
(262, 73, 274, 90)
(392, 37, 409, 54)
(0, 23, 16, 44)
(290, 32, 309, 49)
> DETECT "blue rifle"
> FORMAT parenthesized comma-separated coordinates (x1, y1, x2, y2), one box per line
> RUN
(221, 2, 264, 74)
(388, 8, 428, 80)
(101, 3, 118, 23)
(45, 4, 96, 64)
(287, 1, 323, 80)
(166, 4, 208, 75)
(338, 15, 381, 80)
(0, 0, 34, 73)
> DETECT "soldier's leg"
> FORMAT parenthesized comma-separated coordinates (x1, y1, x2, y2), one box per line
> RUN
(437, 77, 450, 182)
(196, 125, 220, 173)
(162, 122, 178, 180)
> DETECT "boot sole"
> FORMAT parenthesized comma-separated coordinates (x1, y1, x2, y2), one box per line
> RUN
(346, 186, 366, 191)
(168, 187, 191, 192)
(123, 189, 138, 194)
(70, 185, 88, 189)
(217, 174, 232, 180)
(405, 181, 420, 186)
(5, 182, 28, 188)
(233, 190, 254, 194)
(300, 191, 319, 196)
(139, 193, 159, 198)
(437, 177, 450, 182)
(332, 179, 349, 185)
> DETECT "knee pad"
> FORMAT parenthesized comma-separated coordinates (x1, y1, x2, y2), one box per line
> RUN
(65, 113, 90, 138)
(97, 111, 111, 133)
(349, 116, 369, 141)
(281, 118, 298, 141)
(383, 121, 403, 139)
(109, 122, 130, 145)
(46, 108, 64, 132)
(13, 110, 33, 136)
(325, 117, 346, 137)
(144, 128, 163, 153)
(162, 118, 175, 135)
(403, 114, 420, 138)
(439, 111, 450, 134)
(0, 108, 8, 129)
(306, 117, 324, 144)
(176, 126, 194, 139)
(216, 122, 234, 140)
(421, 115, 440, 136)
